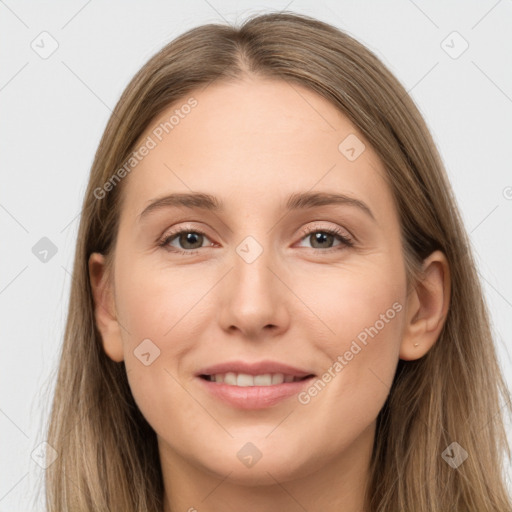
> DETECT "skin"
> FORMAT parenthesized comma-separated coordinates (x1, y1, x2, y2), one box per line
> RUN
(89, 76, 450, 512)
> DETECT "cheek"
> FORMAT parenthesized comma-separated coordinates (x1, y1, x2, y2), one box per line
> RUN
(298, 262, 405, 415)
(114, 255, 209, 343)
(327, 279, 404, 373)
(315, 254, 405, 361)
(112, 260, 199, 419)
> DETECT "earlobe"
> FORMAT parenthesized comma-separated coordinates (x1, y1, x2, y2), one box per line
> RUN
(88, 252, 125, 362)
(399, 250, 451, 361)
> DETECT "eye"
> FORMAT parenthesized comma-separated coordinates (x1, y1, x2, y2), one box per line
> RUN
(296, 225, 354, 251)
(158, 228, 213, 254)
(158, 224, 354, 255)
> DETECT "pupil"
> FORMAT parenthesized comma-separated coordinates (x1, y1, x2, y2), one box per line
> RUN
(312, 232, 332, 248)
(180, 232, 202, 249)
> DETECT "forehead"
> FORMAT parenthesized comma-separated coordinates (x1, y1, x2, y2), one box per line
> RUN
(120, 77, 395, 222)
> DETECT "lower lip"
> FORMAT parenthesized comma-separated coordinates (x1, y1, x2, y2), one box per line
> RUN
(197, 377, 315, 409)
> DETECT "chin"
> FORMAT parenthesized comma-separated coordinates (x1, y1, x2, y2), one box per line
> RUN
(192, 442, 321, 487)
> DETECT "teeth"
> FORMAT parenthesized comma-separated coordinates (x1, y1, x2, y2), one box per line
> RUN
(236, 373, 254, 387)
(271, 373, 284, 385)
(206, 372, 306, 386)
(224, 372, 237, 385)
(254, 374, 272, 386)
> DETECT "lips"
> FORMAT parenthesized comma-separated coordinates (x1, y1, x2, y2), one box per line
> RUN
(196, 360, 316, 409)
(196, 360, 314, 382)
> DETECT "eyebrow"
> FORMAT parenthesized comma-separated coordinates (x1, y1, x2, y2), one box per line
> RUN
(138, 191, 375, 222)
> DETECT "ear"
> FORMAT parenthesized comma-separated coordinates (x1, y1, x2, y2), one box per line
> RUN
(400, 250, 451, 360)
(88, 252, 124, 362)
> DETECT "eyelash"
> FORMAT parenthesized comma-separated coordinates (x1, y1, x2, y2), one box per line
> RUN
(157, 224, 354, 256)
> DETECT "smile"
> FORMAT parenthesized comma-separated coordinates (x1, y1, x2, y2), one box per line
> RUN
(200, 372, 312, 386)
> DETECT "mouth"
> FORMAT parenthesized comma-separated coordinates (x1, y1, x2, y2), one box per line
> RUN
(199, 373, 313, 386)
(195, 360, 316, 409)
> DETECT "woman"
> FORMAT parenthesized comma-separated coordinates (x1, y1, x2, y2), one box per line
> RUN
(44, 11, 512, 511)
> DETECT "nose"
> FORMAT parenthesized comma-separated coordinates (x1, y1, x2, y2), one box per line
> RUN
(217, 238, 290, 341)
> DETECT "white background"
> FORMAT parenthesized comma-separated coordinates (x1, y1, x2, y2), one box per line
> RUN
(1, 1, 511, 509)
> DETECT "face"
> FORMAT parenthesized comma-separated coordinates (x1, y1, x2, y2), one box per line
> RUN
(96, 77, 411, 485)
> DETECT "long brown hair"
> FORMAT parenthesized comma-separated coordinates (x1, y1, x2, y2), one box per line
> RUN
(44, 11, 512, 511)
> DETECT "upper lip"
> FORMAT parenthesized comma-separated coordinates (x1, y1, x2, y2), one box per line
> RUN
(196, 360, 315, 378)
